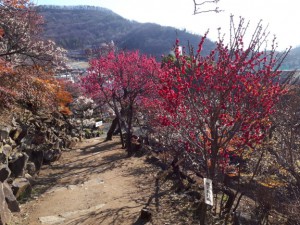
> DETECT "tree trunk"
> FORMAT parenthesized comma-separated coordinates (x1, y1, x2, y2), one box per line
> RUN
(126, 105, 133, 157)
(111, 95, 125, 147)
(199, 202, 207, 225)
(117, 118, 125, 148)
(105, 117, 118, 141)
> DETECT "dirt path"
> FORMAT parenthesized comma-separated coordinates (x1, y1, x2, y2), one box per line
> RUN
(11, 137, 159, 225)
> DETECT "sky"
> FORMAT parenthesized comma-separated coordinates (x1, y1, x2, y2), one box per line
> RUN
(34, 0, 300, 51)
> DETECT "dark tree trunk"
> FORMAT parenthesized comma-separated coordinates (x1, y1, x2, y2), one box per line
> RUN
(223, 188, 235, 214)
(117, 118, 125, 148)
(105, 117, 125, 147)
(126, 105, 133, 157)
(199, 202, 207, 225)
(111, 95, 125, 147)
(105, 117, 118, 141)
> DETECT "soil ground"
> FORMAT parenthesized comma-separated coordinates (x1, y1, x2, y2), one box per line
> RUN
(11, 134, 208, 225)
(1, 100, 294, 224)
(9, 133, 295, 225)
(11, 136, 161, 225)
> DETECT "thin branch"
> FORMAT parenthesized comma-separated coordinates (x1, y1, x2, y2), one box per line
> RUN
(193, 0, 223, 14)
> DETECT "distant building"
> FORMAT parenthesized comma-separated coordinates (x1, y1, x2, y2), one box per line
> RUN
(55, 69, 87, 83)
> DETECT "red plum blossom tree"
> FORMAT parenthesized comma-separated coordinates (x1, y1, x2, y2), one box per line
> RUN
(82, 50, 161, 156)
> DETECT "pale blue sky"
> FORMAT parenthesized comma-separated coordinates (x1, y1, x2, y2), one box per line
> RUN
(34, 0, 300, 51)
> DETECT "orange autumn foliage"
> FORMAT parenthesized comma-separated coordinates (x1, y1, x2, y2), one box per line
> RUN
(2, 0, 29, 8)
(0, 0, 70, 111)
(0, 65, 73, 113)
(31, 74, 73, 115)
(55, 84, 73, 115)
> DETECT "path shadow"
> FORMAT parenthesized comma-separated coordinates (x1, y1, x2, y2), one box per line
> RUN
(132, 217, 149, 225)
(63, 205, 143, 225)
(79, 140, 121, 154)
(27, 138, 126, 199)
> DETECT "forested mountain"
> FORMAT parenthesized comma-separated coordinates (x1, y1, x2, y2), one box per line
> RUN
(37, 5, 215, 60)
(37, 5, 300, 68)
(281, 46, 300, 70)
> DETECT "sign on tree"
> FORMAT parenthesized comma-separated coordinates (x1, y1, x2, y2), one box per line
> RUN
(204, 178, 213, 206)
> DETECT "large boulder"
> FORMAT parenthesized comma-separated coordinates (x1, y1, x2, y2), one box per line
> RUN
(9, 126, 23, 141)
(0, 126, 11, 142)
(0, 165, 10, 183)
(2, 181, 20, 212)
(29, 150, 44, 174)
(26, 162, 36, 176)
(8, 153, 29, 178)
(20, 136, 34, 151)
(6, 138, 16, 150)
(2, 144, 12, 158)
(0, 182, 11, 225)
(11, 178, 32, 200)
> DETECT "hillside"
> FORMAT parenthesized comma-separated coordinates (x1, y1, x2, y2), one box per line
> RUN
(281, 46, 300, 70)
(37, 5, 215, 60)
(36, 5, 300, 68)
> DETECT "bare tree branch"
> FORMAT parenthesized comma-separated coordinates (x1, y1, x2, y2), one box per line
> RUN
(193, 0, 223, 14)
